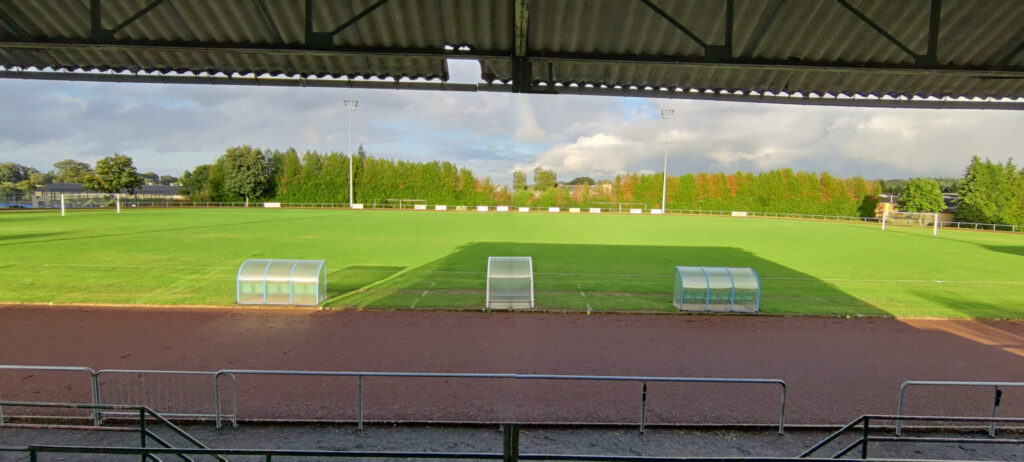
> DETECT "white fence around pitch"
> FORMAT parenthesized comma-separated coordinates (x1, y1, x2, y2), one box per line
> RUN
(9, 199, 1020, 233)
(0, 364, 787, 434)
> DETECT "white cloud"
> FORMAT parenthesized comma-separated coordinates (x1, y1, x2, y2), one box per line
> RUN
(1, 78, 1023, 185)
(511, 94, 545, 142)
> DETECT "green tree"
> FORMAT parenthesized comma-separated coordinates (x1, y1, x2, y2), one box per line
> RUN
(567, 176, 596, 185)
(0, 162, 38, 183)
(222, 145, 272, 206)
(533, 167, 556, 191)
(899, 178, 945, 212)
(957, 156, 1017, 224)
(84, 154, 144, 194)
(139, 171, 159, 185)
(180, 165, 212, 199)
(52, 159, 93, 183)
(158, 175, 177, 185)
(512, 170, 527, 192)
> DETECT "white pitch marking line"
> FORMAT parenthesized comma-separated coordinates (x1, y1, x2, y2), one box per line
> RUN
(586, 303, 592, 314)
(410, 282, 437, 309)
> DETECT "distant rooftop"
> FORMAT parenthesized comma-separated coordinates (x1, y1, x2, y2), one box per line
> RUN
(37, 183, 182, 196)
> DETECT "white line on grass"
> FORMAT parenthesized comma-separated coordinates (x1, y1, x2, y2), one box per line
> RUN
(410, 282, 436, 309)
(43, 263, 230, 269)
(33, 264, 1024, 286)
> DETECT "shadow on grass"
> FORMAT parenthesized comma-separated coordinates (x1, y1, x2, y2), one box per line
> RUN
(326, 266, 405, 297)
(909, 289, 1024, 319)
(0, 231, 67, 242)
(2, 215, 327, 246)
(325, 242, 882, 315)
(979, 245, 1024, 258)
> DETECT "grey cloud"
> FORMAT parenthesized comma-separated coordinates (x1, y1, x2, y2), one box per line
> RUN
(2, 78, 1023, 183)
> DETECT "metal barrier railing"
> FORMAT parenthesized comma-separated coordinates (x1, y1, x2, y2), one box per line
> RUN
(0, 365, 100, 425)
(0, 400, 225, 462)
(896, 380, 1024, 436)
(4, 365, 785, 432)
(799, 414, 1024, 459)
(1, 366, 237, 426)
(11, 198, 1021, 233)
(213, 369, 787, 434)
(95, 369, 237, 422)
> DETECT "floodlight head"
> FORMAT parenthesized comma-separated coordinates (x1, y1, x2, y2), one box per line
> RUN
(344, 100, 358, 110)
(660, 108, 675, 119)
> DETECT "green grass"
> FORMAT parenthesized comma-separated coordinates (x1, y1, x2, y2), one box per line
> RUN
(1, 208, 1023, 318)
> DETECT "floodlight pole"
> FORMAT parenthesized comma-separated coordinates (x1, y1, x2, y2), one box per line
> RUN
(660, 108, 675, 212)
(344, 99, 358, 208)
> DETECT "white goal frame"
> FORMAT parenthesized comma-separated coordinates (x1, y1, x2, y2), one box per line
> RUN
(882, 210, 939, 236)
(59, 192, 123, 216)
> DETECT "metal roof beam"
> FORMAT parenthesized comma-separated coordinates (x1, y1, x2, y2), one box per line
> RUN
(90, 0, 166, 41)
(511, 0, 530, 92)
(745, 0, 786, 57)
(0, 39, 506, 59)
(836, 0, 917, 60)
(253, 0, 285, 44)
(2, 68, 1020, 110)
(0, 69, 484, 92)
(109, 0, 165, 35)
(513, 0, 529, 57)
(305, 0, 389, 48)
(924, 0, 941, 66)
(724, 0, 734, 56)
(510, 84, 1024, 111)
(4, 39, 1024, 78)
(998, 36, 1024, 66)
(640, 0, 708, 50)
(327, 0, 389, 37)
(0, 8, 32, 41)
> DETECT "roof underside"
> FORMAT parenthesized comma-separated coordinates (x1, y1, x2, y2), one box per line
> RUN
(1, 0, 1023, 109)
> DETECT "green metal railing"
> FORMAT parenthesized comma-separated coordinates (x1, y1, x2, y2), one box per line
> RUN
(0, 400, 225, 462)
(799, 414, 1024, 459)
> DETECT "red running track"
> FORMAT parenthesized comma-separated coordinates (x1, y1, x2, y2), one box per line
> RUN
(2, 305, 1024, 426)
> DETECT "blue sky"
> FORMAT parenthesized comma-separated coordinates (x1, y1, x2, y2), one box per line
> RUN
(2, 67, 1023, 186)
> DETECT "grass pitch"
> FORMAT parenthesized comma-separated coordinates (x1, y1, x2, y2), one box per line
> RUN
(1, 208, 1022, 318)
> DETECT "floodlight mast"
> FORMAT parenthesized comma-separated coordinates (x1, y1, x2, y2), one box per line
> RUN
(660, 108, 675, 212)
(344, 99, 358, 208)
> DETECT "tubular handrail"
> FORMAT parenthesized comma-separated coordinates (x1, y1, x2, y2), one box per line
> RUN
(799, 414, 1024, 459)
(0, 365, 100, 425)
(896, 380, 1024, 436)
(213, 369, 786, 434)
(95, 369, 237, 422)
(0, 400, 224, 462)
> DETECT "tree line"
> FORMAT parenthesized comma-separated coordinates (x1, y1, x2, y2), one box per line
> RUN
(180, 146, 507, 206)
(178, 146, 880, 216)
(1, 156, 156, 195)
(8, 146, 1023, 226)
(1, 158, 176, 193)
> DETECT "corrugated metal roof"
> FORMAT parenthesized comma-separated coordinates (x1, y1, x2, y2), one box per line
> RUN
(1, 0, 1022, 107)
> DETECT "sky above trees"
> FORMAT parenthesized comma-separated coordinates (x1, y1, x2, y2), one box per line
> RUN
(2, 63, 1023, 185)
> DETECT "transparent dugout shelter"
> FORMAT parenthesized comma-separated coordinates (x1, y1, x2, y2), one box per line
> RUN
(237, 259, 326, 306)
(673, 266, 760, 313)
(486, 256, 534, 309)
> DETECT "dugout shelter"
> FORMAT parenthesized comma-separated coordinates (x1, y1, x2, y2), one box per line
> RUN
(673, 266, 760, 313)
(237, 259, 327, 306)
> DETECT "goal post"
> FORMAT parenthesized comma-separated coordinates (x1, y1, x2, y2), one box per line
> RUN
(882, 211, 940, 236)
(57, 192, 123, 215)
